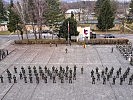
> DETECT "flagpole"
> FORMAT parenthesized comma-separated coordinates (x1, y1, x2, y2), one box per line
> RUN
(68, 21, 69, 45)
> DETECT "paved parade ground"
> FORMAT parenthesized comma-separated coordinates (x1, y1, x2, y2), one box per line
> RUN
(0, 44, 133, 100)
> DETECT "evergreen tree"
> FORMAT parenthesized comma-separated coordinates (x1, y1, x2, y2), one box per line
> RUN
(97, 0, 115, 31)
(45, 0, 64, 35)
(0, 0, 7, 23)
(59, 13, 79, 41)
(130, 0, 133, 15)
(94, 0, 105, 16)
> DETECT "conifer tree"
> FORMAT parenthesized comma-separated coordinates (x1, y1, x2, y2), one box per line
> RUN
(97, 0, 115, 31)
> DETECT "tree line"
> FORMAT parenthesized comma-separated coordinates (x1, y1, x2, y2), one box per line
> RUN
(0, 0, 64, 40)
(0, 0, 133, 40)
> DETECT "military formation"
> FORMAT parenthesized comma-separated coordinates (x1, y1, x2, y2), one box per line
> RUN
(0, 49, 9, 61)
(91, 67, 133, 85)
(0, 65, 84, 84)
(116, 42, 133, 62)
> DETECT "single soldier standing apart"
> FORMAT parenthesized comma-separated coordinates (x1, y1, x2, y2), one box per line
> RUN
(65, 48, 68, 53)
(0, 75, 3, 83)
(111, 47, 114, 53)
(81, 66, 83, 74)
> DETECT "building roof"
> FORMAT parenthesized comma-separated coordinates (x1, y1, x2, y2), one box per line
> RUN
(65, 9, 83, 14)
(79, 19, 122, 24)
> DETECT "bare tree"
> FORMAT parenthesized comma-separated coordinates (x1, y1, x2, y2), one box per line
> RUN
(15, 0, 29, 40)
(34, 0, 48, 39)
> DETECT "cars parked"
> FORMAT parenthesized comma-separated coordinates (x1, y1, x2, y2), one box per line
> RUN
(104, 34, 115, 38)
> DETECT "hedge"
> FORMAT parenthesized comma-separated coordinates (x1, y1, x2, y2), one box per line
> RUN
(78, 38, 129, 45)
(14, 39, 66, 44)
(14, 38, 129, 45)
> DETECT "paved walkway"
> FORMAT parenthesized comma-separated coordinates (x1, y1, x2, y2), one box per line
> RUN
(0, 44, 133, 100)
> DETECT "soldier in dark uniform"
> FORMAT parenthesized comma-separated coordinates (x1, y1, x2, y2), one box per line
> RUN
(14, 66, 17, 73)
(123, 73, 126, 81)
(111, 47, 113, 53)
(47, 68, 50, 76)
(66, 65, 69, 72)
(65, 72, 68, 80)
(112, 76, 116, 85)
(39, 69, 43, 76)
(127, 67, 130, 75)
(0, 75, 3, 83)
(52, 66, 55, 72)
(105, 67, 108, 74)
(128, 77, 132, 85)
(8, 72, 12, 79)
(101, 70, 104, 78)
(29, 69, 32, 74)
(91, 70, 94, 77)
(44, 66, 47, 73)
(6, 69, 10, 74)
(60, 66, 62, 72)
(119, 67, 122, 75)
(22, 69, 26, 75)
(81, 66, 83, 74)
(92, 76, 95, 84)
(116, 70, 120, 78)
(49, 72, 52, 79)
(69, 74, 72, 83)
(6, 50, 9, 55)
(34, 69, 37, 74)
(21, 66, 24, 72)
(62, 68, 65, 74)
(33, 66, 36, 71)
(55, 68, 58, 74)
(97, 73, 100, 81)
(60, 73, 64, 83)
(29, 76, 33, 83)
(44, 75, 47, 83)
(69, 68, 72, 75)
(120, 76, 123, 85)
(36, 76, 39, 84)
(111, 67, 114, 74)
(103, 76, 106, 84)
(96, 67, 99, 74)
(41, 72, 45, 80)
(28, 66, 31, 70)
(8, 76, 12, 83)
(131, 74, 133, 79)
(73, 72, 76, 80)
(109, 71, 113, 78)
(39, 66, 42, 70)
(19, 72, 23, 79)
(74, 65, 77, 73)
(24, 75, 27, 83)
(107, 73, 110, 81)
(65, 48, 68, 53)
(13, 75, 17, 83)
(35, 73, 38, 77)
(52, 72, 56, 83)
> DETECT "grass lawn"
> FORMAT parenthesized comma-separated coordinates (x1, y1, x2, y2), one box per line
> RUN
(0, 31, 12, 35)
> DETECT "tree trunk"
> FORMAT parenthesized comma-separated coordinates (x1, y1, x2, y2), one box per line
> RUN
(32, 22, 37, 39)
